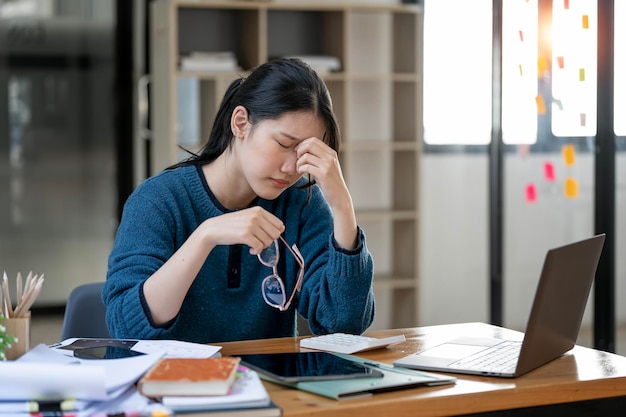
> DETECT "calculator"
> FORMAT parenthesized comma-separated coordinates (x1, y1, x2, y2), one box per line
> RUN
(300, 333, 407, 354)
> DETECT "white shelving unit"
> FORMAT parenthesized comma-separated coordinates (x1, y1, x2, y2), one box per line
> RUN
(150, 0, 423, 329)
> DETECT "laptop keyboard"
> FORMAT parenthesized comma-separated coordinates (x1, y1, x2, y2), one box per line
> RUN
(449, 341, 521, 374)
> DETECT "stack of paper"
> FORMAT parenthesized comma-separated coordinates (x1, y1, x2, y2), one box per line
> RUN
(0, 339, 225, 417)
(179, 51, 241, 73)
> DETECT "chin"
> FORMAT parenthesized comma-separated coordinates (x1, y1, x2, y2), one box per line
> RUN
(255, 187, 285, 201)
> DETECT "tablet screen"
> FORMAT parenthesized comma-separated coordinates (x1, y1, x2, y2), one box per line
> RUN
(236, 352, 384, 382)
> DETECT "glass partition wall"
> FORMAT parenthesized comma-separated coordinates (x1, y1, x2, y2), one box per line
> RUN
(421, 0, 624, 355)
(0, 0, 119, 306)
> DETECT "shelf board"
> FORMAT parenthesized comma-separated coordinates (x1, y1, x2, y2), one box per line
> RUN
(340, 141, 418, 151)
(355, 210, 417, 221)
(372, 276, 417, 289)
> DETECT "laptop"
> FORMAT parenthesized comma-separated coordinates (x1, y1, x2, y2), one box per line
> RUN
(394, 234, 606, 378)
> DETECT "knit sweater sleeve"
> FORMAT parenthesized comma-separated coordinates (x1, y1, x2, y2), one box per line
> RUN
(102, 176, 184, 340)
(294, 185, 375, 335)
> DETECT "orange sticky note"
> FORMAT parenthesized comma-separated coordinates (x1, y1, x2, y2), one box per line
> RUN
(562, 144, 576, 166)
(544, 161, 556, 182)
(579, 68, 585, 81)
(519, 30, 524, 42)
(564, 0, 569, 9)
(565, 178, 579, 198)
(536, 95, 547, 115)
(582, 15, 589, 29)
(526, 183, 537, 203)
(557, 56, 564, 69)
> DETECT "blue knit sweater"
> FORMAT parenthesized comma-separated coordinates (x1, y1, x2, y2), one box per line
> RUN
(103, 165, 375, 343)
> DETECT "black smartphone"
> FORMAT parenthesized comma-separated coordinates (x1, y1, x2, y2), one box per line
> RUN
(236, 352, 384, 382)
(57, 338, 145, 359)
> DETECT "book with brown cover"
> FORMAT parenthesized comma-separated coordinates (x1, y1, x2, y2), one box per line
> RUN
(138, 356, 241, 397)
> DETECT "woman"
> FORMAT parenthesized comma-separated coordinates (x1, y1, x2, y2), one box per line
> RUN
(103, 58, 375, 343)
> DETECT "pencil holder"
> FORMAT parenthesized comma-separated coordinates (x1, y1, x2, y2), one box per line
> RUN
(3, 316, 30, 360)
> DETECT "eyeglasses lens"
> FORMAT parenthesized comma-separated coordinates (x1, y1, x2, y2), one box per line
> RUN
(258, 240, 279, 266)
(262, 276, 285, 306)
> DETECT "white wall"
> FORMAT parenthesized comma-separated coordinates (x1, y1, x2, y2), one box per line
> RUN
(419, 152, 626, 331)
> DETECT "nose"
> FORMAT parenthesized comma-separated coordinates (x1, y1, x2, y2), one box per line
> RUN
(281, 150, 298, 174)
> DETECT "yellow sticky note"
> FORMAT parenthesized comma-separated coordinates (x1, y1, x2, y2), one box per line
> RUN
(579, 68, 585, 81)
(562, 144, 576, 166)
(538, 55, 548, 76)
(536, 95, 547, 115)
(565, 177, 579, 198)
(582, 15, 589, 29)
(519, 64, 523, 76)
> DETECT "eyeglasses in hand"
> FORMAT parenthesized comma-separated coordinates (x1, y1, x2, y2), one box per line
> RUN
(257, 236, 305, 312)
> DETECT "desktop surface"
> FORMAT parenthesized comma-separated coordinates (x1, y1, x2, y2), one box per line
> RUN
(218, 322, 626, 417)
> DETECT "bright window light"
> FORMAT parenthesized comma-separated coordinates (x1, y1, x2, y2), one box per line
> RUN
(423, 0, 493, 145)
(615, 1, 626, 136)
(551, 0, 597, 137)
(502, 0, 538, 145)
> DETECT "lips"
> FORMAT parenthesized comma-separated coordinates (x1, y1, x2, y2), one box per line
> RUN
(270, 178, 290, 189)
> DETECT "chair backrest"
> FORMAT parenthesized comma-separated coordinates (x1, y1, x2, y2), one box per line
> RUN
(61, 282, 110, 341)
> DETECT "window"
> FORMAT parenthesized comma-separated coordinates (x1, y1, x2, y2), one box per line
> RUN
(423, 0, 493, 145)
(424, 0, 606, 146)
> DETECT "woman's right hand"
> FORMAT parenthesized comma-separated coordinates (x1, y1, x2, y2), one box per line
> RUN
(200, 206, 285, 255)
(143, 206, 284, 324)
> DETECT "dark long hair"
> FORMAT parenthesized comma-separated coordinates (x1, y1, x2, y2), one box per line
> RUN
(169, 58, 340, 180)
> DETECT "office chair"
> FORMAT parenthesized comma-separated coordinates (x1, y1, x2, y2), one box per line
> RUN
(60, 282, 110, 340)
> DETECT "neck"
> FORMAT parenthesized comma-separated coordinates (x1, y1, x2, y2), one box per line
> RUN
(202, 154, 256, 210)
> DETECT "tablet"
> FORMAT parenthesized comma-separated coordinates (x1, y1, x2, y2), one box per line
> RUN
(236, 352, 384, 382)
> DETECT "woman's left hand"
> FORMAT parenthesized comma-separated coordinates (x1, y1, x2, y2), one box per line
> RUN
(295, 137, 358, 250)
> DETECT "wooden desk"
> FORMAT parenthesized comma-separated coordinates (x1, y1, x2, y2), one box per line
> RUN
(218, 322, 626, 416)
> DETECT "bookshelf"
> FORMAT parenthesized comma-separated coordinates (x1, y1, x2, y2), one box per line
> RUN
(150, 0, 423, 329)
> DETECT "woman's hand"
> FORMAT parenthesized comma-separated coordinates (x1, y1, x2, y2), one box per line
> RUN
(144, 206, 284, 324)
(295, 137, 358, 250)
(200, 206, 285, 255)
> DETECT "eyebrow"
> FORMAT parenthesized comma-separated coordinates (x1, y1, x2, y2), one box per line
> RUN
(277, 131, 303, 141)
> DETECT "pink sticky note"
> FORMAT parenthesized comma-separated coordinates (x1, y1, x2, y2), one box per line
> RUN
(557, 56, 564, 69)
(519, 30, 524, 42)
(544, 161, 556, 182)
(525, 183, 537, 203)
(564, 0, 570, 9)
(580, 113, 587, 127)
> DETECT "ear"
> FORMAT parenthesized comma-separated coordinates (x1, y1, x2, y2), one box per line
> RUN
(231, 105, 250, 139)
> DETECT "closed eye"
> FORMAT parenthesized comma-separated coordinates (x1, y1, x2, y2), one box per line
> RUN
(276, 140, 290, 149)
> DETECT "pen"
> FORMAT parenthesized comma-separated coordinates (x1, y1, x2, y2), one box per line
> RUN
(91, 409, 172, 417)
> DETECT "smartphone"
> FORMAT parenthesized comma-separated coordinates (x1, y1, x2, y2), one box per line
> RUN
(236, 351, 384, 382)
(57, 338, 145, 359)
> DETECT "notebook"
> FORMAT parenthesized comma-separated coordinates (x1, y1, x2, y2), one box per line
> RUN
(394, 234, 605, 378)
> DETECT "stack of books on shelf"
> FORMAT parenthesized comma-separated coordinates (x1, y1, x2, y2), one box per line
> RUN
(138, 357, 281, 416)
(179, 51, 241, 73)
(284, 55, 341, 75)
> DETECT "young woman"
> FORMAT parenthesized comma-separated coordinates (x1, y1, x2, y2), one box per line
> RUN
(102, 58, 375, 343)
